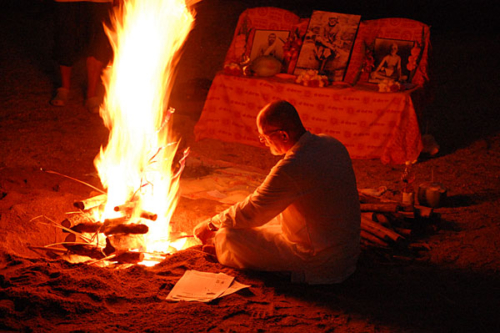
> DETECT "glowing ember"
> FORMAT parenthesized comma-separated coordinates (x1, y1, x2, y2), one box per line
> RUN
(93, 0, 194, 258)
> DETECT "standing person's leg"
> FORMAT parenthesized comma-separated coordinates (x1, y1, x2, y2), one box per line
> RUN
(85, 2, 113, 113)
(85, 56, 104, 103)
(51, 2, 80, 106)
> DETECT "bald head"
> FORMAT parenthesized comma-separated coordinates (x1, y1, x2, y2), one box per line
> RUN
(257, 100, 306, 141)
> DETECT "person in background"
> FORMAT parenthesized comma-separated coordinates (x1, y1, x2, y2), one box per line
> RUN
(50, 0, 114, 113)
(194, 100, 361, 284)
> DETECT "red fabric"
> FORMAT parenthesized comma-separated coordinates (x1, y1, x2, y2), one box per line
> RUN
(194, 74, 423, 164)
(344, 18, 431, 87)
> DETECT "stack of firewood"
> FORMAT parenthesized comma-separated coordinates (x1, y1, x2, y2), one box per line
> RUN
(358, 191, 439, 255)
(29, 194, 159, 264)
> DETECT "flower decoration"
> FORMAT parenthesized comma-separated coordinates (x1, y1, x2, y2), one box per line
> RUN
(283, 33, 302, 66)
(377, 79, 404, 92)
(223, 62, 243, 76)
(362, 48, 375, 74)
(234, 34, 247, 61)
(229, 14, 252, 66)
(282, 21, 308, 74)
(407, 43, 421, 72)
(295, 70, 329, 87)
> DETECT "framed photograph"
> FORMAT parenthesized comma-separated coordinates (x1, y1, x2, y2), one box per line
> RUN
(249, 30, 290, 64)
(294, 10, 361, 81)
(369, 38, 415, 83)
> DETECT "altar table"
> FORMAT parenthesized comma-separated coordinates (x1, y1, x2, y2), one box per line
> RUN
(194, 73, 423, 164)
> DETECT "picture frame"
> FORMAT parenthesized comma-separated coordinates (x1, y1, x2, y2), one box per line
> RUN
(293, 10, 361, 81)
(249, 29, 290, 65)
(368, 38, 415, 83)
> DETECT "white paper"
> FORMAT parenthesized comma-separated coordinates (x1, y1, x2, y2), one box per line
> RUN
(166, 270, 250, 302)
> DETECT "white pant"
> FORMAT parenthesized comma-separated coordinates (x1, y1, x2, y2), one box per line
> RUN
(214, 224, 358, 284)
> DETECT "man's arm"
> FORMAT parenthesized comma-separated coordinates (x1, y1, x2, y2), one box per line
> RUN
(212, 165, 300, 230)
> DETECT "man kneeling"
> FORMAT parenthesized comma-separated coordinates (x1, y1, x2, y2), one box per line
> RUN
(194, 100, 360, 284)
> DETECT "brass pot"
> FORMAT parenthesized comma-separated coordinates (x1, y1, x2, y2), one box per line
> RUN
(417, 182, 447, 208)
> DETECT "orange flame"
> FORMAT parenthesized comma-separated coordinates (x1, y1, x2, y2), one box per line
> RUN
(93, 0, 194, 256)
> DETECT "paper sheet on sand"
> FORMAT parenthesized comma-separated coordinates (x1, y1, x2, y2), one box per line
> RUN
(166, 270, 250, 302)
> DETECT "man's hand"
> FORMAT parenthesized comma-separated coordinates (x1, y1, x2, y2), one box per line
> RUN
(193, 219, 217, 245)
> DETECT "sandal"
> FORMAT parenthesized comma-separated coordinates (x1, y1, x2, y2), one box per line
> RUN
(50, 88, 69, 107)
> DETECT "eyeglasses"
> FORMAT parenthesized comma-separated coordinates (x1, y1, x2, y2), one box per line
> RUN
(258, 129, 282, 144)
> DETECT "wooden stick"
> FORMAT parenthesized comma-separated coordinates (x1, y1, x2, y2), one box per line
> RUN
(114, 204, 157, 221)
(112, 252, 144, 264)
(360, 202, 399, 213)
(103, 223, 149, 236)
(361, 215, 404, 244)
(63, 244, 105, 260)
(103, 216, 130, 226)
(140, 211, 157, 221)
(71, 222, 103, 234)
(394, 227, 413, 237)
(360, 230, 390, 248)
(372, 212, 392, 228)
(358, 192, 383, 203)
(74, 194, 107, 210)
(28, 246, 68, 254)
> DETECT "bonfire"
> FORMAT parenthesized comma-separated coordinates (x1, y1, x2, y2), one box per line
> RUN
(34, 0, 196, 266)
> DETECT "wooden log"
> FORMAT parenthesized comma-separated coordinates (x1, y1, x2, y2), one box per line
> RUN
(29, 245, 68, 254)
(62, 233, 104, 259)
(358, 192, 383, 203)
(361, 215, 404, 244)
(74, 194, 107, 210)
(103, 216, 129, 226)
(113, 202, 157, 221)
(71, 222, 103, 234)
(372, 212, 392, 228)
(360, 230, 390, 248)
(61, 218, 72, 229)
(394, 227, 413, 237)
(114, 203, 133, 212)
(103, 237, 116, 256)
(63, 244, 105, 260)
(360, 202, 399, 213)
(103, 223, 149, 236)
(112, 252, 144, 264)
(140, 211, 157, 221)
(409, 242, 431, 251)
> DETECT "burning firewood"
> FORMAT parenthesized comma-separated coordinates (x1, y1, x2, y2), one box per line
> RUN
(113, 251, 144, 264)
(70, 222, 104, 234)
(103, 216, 129, 226)
(73, 194, 107, 210)
(113, 203, 158, 221)
(140, 211, 157, 221)
(102, 223, 149, 236)
(62, 234, 105, 260)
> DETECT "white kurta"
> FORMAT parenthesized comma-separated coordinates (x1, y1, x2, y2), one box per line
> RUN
(212, 131, 361, 284)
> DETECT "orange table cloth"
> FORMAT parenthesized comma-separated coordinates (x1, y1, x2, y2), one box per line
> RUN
(194, 73, 423, 164)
